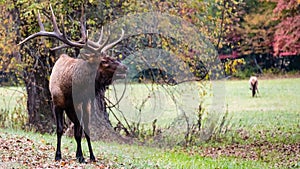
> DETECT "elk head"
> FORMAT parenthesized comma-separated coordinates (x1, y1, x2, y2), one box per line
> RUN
(96, 56, 128, 87)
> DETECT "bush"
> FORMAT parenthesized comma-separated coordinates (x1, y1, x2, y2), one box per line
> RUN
(224, 58, 246, 76)
(233, 66, 257, 79)
(0, 87, 27, 129)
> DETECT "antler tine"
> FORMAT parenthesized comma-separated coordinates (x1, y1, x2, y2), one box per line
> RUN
(61, 15, 68, 39)
(100, 29, 124, 54)
(86, 27, 103, 48)
(37, 11, 45, 31)
(18, 5, 86, 49)
(50, 44, 70, 51)
(51, 5, 86, 51)
(48, 16, 71, 51)
(18, 10, 47, 45)
(95, 28, 111, 52)
(52, 5, 86, 51)
(97, 26, 104, 44)
(79, 4, 87, 43)
(49, 5, 61, 34)
(85, 27, 111, 52)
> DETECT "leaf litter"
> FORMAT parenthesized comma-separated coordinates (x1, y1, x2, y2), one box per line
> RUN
(0, 132, 120, 168)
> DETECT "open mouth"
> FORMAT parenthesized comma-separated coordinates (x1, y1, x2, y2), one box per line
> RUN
(113, 64, 128, 79)
(114, 68, 128, 79)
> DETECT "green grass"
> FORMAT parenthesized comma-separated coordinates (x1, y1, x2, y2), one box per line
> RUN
(2, 78, 299, 134)
(224, 78, 300, 143)
(0, 78, 299, 168)
(0, 128, 269, 168)
(225, 78, 300, 113)
(107, 78, 300, 144)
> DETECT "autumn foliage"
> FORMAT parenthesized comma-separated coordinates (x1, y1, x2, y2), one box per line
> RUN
(272, 0, 300, 56)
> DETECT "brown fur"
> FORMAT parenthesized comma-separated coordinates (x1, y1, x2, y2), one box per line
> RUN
(50, 54, 127, 162)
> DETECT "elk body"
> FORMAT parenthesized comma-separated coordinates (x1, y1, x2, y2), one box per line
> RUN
(249, 76, 259, 97)
(19, 6, 127, 163)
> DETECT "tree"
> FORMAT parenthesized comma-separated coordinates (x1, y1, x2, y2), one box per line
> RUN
(231, 0, 276, 56)
(0, 1, 20, 86)
(272, 0, 300, 56)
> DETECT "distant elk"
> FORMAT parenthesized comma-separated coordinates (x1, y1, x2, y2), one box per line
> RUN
(249, 76, 259, 97)
(19, 5, 127, 163)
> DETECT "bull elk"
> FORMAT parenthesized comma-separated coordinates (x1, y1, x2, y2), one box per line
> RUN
(19, 5, 127, 163)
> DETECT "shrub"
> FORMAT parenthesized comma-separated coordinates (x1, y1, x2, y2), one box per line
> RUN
(0, 88, 27, 129)
(224, 58, 246, 76)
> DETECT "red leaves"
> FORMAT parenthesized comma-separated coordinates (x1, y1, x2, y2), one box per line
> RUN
(273, 0, 299, 17)
(272, 0, 300, 56)
(273, 15, 300, 56)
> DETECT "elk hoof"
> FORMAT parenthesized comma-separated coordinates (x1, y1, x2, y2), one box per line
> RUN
(90, 155, 96, 162)
(55, 153, 62, 161)
(77, 156, 85, 163)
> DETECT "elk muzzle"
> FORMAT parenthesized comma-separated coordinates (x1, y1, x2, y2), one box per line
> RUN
(113, 62, 128, 80)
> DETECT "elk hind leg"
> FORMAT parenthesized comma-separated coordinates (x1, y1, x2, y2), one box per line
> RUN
(54, 105, 64, 161)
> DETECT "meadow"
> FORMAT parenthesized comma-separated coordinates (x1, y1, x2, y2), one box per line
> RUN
(0, 78, 299, 168)
(225, 78, 300, 139)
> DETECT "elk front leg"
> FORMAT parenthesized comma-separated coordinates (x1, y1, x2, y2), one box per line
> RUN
(74, 123, 85, 163)
(83, 100, 96, 162)
(84, 130, 95, 162)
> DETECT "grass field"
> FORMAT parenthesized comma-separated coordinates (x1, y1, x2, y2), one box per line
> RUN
(0, 78, 299, 168)
(225, 78, 300, 143)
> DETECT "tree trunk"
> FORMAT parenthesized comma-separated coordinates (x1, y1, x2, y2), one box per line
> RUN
(252, 55, 263, 74)
(89, 87, 131, 143)
(25, 72, 55, 133)
(15, 1, 55, 133)
(23, 49, 56, 133)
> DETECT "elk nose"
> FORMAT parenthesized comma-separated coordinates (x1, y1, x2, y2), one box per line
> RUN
(121, 64, 128, 72)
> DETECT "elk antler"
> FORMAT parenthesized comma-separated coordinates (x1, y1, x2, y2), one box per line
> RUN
(18, 5, 124, 54)
(100, 29, 124, 54)
(18, 5, 86, 49)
